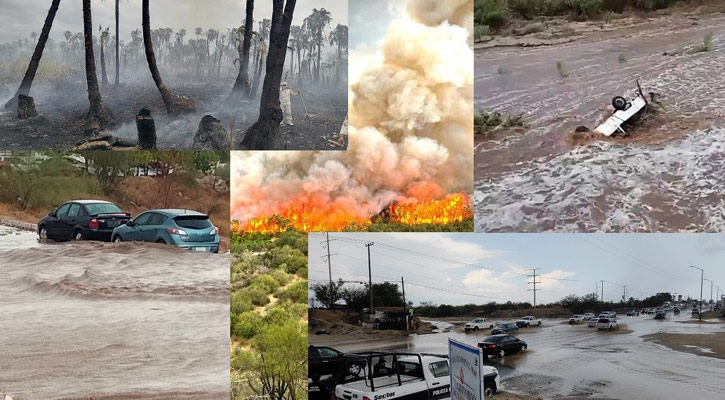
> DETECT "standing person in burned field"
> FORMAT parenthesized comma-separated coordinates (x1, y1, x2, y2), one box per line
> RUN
(279, 81, 300, 126)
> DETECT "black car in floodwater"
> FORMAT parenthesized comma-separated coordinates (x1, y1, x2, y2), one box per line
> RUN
(491, 322, 519, 335)
(38, 200, 131, 241)
(308, 345, 366, 379)
(478, 334, 528, 358)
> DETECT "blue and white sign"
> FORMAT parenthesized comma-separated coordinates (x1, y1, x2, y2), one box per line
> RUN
(448, 339, 484, 400)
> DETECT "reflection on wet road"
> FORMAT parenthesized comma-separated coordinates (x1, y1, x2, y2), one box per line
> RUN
(332, 315, 725, 399)
(0, 226, 230, 400)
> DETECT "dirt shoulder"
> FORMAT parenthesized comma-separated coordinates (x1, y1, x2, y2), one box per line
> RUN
(308, 308, 436, 351)
(475, 3, 725, 49)
(643, 331, 725, 359)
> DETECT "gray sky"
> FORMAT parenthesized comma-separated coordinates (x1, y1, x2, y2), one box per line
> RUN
(0, 0, 347, 43)
(349, 0, 401, 51)
(309, 233, 725, 306)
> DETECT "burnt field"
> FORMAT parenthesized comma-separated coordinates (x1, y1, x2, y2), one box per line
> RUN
(0, 75, 347, 151)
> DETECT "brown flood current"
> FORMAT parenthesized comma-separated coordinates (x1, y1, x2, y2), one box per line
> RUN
(474, 13, 725, 232)
(0, 226, 229, 400)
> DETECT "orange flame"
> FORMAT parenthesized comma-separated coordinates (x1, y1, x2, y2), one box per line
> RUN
(232, 193, 472, 234)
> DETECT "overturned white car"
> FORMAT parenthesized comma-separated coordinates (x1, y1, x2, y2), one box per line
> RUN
(594, 81, 654, 137)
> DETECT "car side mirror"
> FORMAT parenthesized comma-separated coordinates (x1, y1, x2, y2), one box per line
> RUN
(48, 211, 55, 217)
(126, 221, 135, 227)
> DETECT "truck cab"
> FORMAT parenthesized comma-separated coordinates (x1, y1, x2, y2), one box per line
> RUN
(335, 353, 451, 400)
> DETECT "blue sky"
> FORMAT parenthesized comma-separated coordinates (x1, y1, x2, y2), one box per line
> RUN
(0, 0, 348, 43)
(308, 233, 725, 306)
(349, 0, 402, 50)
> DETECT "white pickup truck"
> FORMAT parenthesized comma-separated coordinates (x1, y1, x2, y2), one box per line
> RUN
(515, 316, 542, 328)
(334, 353, 501, 400)
(464, 318, 493, 332)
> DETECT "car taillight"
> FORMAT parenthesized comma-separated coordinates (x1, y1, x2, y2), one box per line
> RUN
(363, 397, 370, 400)
(89, 219, 99, 229)
(167, 228, 188, 236)
(490, 344, 496, 348)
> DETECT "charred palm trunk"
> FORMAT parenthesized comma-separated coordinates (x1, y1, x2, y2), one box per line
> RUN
(142, 0, 174, 114)
(100, 35, 109, 86)
(240, 0, 296, 150)
(316, 30, 321, 83)
(4, 0, 61, 111)
(114, 0, 120, 88)
(226, 0, 254, 106)
(251, 50, 264, 96)
(83, 0, 113, 130)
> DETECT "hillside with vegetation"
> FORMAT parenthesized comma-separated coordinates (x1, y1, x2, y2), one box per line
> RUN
(230, 231, 308, 400)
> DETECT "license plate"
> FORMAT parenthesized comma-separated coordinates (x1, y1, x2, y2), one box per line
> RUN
(192, 247, 207, 252)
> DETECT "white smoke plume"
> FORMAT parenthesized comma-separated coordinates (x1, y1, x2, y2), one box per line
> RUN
(231, 0, 473, 225)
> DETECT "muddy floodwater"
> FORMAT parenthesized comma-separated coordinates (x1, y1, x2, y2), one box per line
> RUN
(321, 314, 725, 399)
(0, 226, 229, 400)
(474, 13, 725, 232)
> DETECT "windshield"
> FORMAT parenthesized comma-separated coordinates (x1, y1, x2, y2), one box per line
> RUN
(174, 215, 212, 229)
(85, 203, 123, 215)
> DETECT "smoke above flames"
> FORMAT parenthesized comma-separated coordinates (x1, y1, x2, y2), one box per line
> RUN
(230, 0, 473, 228)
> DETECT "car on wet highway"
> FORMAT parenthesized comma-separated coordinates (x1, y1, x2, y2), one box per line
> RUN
(587, 317, 599, 328)
(569, 314, 583, 324)
(491, 322, 519, 334)
(464, 318, 493, 331)
(596, 318, 618, 331)
(38, 200, 131, 242)
(111, 209, 219, 253)
(478, 334, 527, 358)
(308, 345, 366, 379)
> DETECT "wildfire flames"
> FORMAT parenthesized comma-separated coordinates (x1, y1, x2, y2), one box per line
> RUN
(232, 193, 472, 234)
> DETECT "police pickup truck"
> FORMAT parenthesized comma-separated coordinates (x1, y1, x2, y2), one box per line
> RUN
(334, 352, 501, 400)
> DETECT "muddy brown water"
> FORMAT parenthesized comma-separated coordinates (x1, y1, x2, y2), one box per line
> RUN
(474, 13, 725, 232)
(0, 226, 229, 400)
(323, 315, 724, 399)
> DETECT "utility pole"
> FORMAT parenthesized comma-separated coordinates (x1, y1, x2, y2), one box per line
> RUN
(601, 280, 605, 305)
(690, 266, 704, 322)
(527, 268, 541, 308)
(622, 285, 627, 304)
(704, 278, 713, 308)
(401, 276, 407, 331)
(326, 232, 333, 309)
(366, 242, 374, 313)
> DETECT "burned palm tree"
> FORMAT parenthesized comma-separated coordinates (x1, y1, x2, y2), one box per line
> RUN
(226, 0, 255, 107)
(240, 0, 297, 150)
(99, 25, 110, 87)
(4, 0, 62, 111)
(142, 0, 175, 114)
(304, 8, 331, 83)
(83, 0, 113, 130)
(329, 24, 347, 85)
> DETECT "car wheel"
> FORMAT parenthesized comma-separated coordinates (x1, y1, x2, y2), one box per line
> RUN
(538, 321, 542, 326)
(113, 235, 123, 243)
(156, 239, 166, 244)
(484, 384, 495, 397)
(474, 326, 479, 331)
(498, 349, 505, 358)
(609, 326, 613, 331)
(612, 96, 628, 111)
(74, 230, 84, 240)
(521, 344, 527, 352)
(39, 226, 48, 239)
(348, 362, 362, 376)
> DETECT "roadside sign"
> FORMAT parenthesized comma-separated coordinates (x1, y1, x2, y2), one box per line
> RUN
(448, 338, 484, 400)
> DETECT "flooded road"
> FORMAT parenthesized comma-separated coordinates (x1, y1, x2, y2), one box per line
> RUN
(474, 13, 725, 232)
(0, 226, 229, 400)
(326, 314, 725, 399)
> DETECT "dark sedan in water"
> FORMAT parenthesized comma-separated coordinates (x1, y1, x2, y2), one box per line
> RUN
(478, 334, 528, 358)
(111, 209, 219, 253)
(490, 322, 519, 335)
(38, 200, 130, 241)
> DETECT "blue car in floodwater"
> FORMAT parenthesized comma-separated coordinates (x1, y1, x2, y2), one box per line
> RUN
(111, 209, 219, 253)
